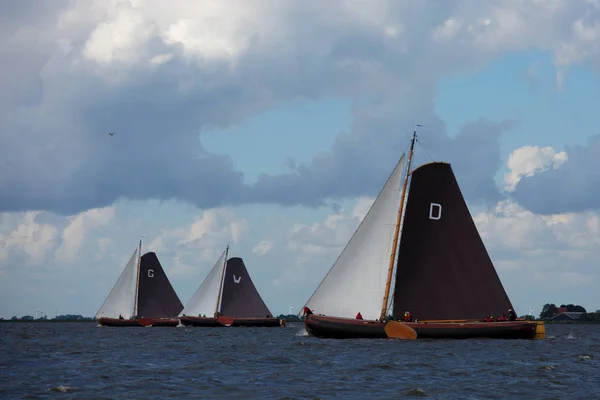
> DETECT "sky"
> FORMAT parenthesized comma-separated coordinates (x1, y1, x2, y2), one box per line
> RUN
(1, 0, 600, 319)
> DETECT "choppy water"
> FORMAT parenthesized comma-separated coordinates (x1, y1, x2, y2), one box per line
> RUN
(0, 322, 599, 399)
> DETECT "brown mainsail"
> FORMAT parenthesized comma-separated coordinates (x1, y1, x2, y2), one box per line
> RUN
(392, 162, 513, 321)
(137, 252, 184, 318)
(219, 257, 272, 318)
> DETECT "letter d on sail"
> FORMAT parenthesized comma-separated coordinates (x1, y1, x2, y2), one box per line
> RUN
(233, 275, 241, 283)
(429, 203, 442, 220)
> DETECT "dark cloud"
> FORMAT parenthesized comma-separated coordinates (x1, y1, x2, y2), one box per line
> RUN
(0, 2, 519, 215)
(512, 135, 600, 214)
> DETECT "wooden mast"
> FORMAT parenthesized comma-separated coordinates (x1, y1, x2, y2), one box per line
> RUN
(380, 128, 418, 321)
(132, 239, 142, 319)
(214, 243, 229, 318)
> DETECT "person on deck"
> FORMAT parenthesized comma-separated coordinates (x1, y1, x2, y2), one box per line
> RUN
(303, 307, 313, 316)
(118, 314, 123, 320)
(498, 314, 507, 322)
(508, 309, 517, 321)
(403, 311, 413, 322)
(486, 315, 495, 322)
(356, 312, 363, 320)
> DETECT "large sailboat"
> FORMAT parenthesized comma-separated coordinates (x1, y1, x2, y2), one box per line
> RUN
(96, 241, 184, 327)
(302, 130, 545, 340)
(179, 245, 284, 328)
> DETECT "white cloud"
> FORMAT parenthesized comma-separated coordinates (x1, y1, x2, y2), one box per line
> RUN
(288, 196, 373, 257)
(476, 199, 600, 253)
(55, 207, 115, 264)
(49, 0, 600, 88)
(252, 239, 273, 256)
(0, 212, 60, 266)
(504, 145, 568, 192)
(83, 4, 157, 65)
(147, 207, 249, 276)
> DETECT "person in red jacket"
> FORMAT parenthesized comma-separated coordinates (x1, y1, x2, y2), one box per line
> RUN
(356, 312, 363, 320)
(403, 311, 413, 322)
(303, 307, 313, 316)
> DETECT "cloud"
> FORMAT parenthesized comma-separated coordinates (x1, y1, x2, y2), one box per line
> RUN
(146, 207, 249, 276)
(511, 135, 600, 214)
(504, 145, 568, 192)
(288, 196, 373, 257)
(0, 212, 60, 267)
(54, 207, 115, 263)
(475, 199, 600, 254)
(2, 1, 600, 216)
(252, 239, 273, 256)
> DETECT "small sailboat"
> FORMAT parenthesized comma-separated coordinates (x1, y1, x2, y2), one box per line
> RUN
(96, 240, 184, 327)
(179, 245, 284, 328)
(302, 129, 545, 340)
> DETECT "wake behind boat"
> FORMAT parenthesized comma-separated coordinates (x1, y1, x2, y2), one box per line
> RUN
(96, 240, 184, 327)
(302, 129, 545, 340)
(179, 245, 284, 328)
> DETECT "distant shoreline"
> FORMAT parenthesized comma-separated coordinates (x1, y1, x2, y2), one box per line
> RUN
(2, 319, 599, 324)
(0, 319, 97, 323)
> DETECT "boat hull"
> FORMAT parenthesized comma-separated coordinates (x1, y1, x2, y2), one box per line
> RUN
(224, 317, 284, 327)
(147, 318, 179, 327)
(304, 315, 388, 339)
(98, 317, 179, 327)
(179, 316, 224, 327)
(179, 316, 284, 327)
(98, 318, 143, 327)
(304, 315, 541, 340)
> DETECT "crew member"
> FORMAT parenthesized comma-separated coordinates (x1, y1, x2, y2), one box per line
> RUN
(303, 307, 313, 316)
(508, 309, 517, 321)
(403, 311, 413, 322)
(356, 312, 363, 320)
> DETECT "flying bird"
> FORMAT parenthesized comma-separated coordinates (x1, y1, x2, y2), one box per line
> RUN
(108, 132, 115, 137)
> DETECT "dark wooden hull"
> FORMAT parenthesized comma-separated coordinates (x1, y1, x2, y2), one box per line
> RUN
(98, 318, 143, 327)
(304, 315, 388, 339)
(179, 316, 224, 327)
(179, 316, 284, 328)
(148, 318, 179, 327)
(225, 317, 283, 327)
(98, 317, 179, 327)
(304, 315, 540, 340)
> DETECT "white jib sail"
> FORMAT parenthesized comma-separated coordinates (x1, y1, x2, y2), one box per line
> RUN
(303, 154, 405, 321)
(96, 248, 138, 319)
(179, 248, 227, 317)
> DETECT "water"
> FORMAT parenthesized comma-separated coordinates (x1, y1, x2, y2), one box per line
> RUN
(1, 323, 599, 399)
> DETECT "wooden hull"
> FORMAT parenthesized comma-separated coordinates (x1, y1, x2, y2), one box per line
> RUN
(147, 318, 179, 327)
(98, 317, 179, 327)
(179, 316, 284, 328)
(304, 315, 542, 340)
(223, 317, 283, 327)
(179, 316, 224, 327)
(98, 318, 143, 327)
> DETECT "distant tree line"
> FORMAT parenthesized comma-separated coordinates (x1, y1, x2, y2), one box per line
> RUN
(6, 314, 96, 322)
(539, 303, 590, 319)
(277, 314, 303, 322)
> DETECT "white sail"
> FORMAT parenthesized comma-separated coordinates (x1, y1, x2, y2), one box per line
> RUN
(304, 154, 405, 321)
(179, 248, 227, 317)
(96, 248, 138, 319)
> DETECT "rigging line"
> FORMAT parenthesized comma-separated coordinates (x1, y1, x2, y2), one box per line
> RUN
(415, 137, 435, 164)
